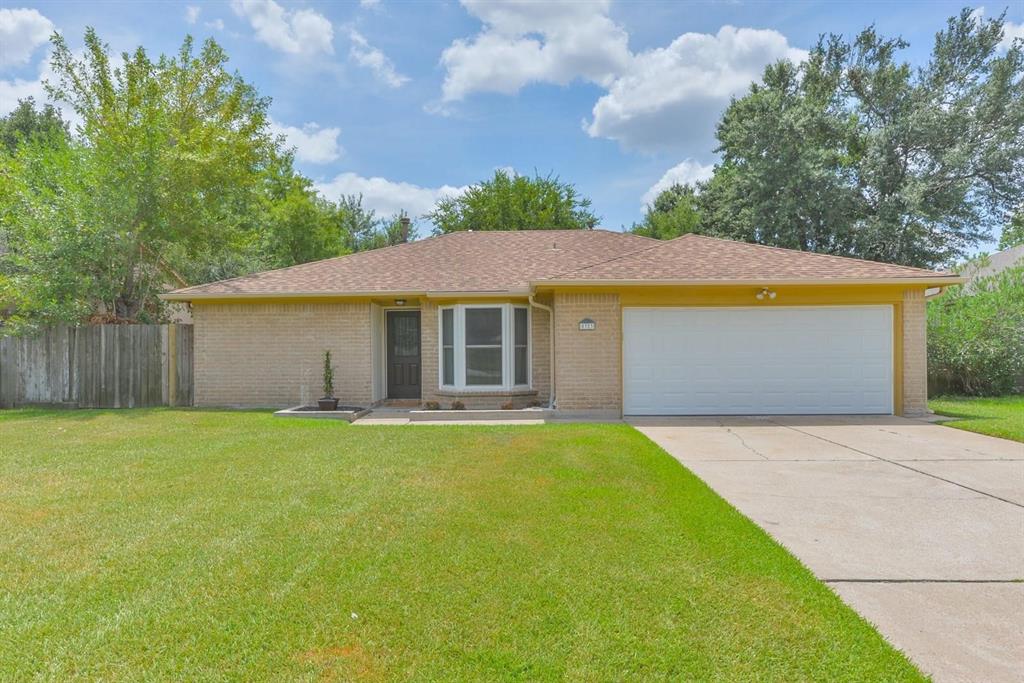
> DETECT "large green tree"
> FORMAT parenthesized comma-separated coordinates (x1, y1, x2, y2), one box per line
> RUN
(701, 9, 1024, 268)
(337, 194, 416, 252)
(0, 98, 68, 154)
(631, 183, 704, 240)
(1000, 209, 1024, 249)
(1, 30, 349, 330)
(428, 169, 598, 234)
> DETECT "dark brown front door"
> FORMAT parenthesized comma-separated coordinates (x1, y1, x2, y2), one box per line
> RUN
(387, 310, 421, 399)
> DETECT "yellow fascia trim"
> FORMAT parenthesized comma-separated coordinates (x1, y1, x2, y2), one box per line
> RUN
(535, 277, 966, 287)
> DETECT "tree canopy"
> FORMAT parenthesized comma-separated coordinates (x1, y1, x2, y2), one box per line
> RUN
(694, 9, 1024, 268)
(999, 209, 1024, 249)
(0, 31, 414, 332)
(0, 97, 68, 154)
(428, 169, 598, 234)
(631, 183, 704, 240)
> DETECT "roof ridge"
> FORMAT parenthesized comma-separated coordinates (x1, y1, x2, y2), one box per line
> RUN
(545, 235, 671, 279)
(676, 233, 949, 276)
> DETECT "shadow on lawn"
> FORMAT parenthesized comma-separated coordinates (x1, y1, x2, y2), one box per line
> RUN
(0, 406, 270, 422)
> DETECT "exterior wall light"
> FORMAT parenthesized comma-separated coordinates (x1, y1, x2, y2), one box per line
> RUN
(394, 299, 406, 306)
(755, 288, 777, 301)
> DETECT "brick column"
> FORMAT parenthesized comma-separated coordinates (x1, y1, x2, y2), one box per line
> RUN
(419, 301, 440, 405)
(902, 289, 928, 416)
(553, 292, 621, 416)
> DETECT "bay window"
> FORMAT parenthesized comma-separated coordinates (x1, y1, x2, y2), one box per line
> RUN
(438, 304, 530, 390)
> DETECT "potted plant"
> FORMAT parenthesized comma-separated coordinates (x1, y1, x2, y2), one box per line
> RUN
(318, 350, 338, 411)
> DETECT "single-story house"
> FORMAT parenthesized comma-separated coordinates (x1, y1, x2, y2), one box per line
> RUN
(163, 230, 963, 417)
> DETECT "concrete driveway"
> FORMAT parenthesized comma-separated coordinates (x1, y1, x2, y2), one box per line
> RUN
(630, 415, 1024, 683)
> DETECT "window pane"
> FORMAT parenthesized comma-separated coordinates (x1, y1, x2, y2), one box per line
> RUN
(515, 346, 528, 385)
(392, 314, 418, 357)
(443, 347, 454, 385)
(466, 347, 502, 385)
(514, 308, 527, 346)
(442, 308, 453, 346)
(465, 308, 502, 345)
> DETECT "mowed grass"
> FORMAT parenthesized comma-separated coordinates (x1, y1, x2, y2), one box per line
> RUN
(0, 410, 922, 681)
(930, 395, 1024, 443)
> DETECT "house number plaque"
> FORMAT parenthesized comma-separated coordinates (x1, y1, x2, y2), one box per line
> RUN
(578, 318, 597, 331)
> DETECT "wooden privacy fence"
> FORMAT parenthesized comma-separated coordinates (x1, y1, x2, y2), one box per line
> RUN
(0, 324, 193, 408)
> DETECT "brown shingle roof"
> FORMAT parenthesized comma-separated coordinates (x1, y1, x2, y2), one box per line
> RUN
(166, 230, 657, 298)
(165, 230, 960, 300)
(546, 233, 958, 283)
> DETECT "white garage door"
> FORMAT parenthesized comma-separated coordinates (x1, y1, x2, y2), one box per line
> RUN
(623, 306, 893, 415)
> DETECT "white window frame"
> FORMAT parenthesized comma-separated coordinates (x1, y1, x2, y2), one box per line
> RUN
(438, 303, 531, 391)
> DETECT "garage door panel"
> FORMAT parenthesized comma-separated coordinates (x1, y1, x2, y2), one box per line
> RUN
(623, 306, 893, 415)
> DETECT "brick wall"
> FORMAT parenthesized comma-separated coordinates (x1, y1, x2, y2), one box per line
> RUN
(192, 302, 373, 407)
(419, 301, 441, 405)
(553, 292, 621, 415)
(531, 302, 551, 403)
(902, 289, 928, 417)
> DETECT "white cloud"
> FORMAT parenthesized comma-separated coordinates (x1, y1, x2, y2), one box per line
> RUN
(0, 70, 46, 114)
(315, 173, 468, 218)
(969, 7, 1022, 51)
(1000, 19, 1024, 50)
(230, 0, 333, 55)
(359, 0, 381, 7)
(185, 5, 201, 25)
(206, 19, 225, 31)
(0, 50, 83, 131)
(585, 26, 806, 152)
(0, 8, 54, 67)
(269, 119, 343, 164)
(642, 159, 714, 208)
(438, 3, 805, 153)
(439, 0, 630, 102)
(349, 30, 408, 88)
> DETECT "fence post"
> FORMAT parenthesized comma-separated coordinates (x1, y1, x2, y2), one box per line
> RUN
(167, 324, 178, 407)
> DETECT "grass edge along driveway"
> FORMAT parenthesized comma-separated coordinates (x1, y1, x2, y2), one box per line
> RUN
(930, 395, 1024, 443)
(0, 409, 924, 681)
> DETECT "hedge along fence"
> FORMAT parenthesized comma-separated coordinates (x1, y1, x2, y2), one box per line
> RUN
(0, 324, 193, 408)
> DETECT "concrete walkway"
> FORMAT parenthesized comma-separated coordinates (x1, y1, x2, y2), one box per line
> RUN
(630, 415, 1024, 683)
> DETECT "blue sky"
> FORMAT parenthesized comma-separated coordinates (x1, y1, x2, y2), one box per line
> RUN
(2, 0, 1022, 240)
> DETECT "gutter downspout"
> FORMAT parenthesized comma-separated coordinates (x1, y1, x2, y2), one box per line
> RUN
(529, 295, 555, 409)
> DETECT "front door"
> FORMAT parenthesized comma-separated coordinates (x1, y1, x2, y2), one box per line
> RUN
(387, 310, 421, 399)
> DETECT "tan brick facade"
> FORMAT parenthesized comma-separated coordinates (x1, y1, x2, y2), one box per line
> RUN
(553, 292, 621, 415)
(192, 302, 373, 407)
(192, 288, 929, 417)
(901, 289, 928, 417)
(419, 301, 440, 405)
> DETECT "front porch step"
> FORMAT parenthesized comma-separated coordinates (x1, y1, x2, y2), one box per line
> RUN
(377, 399, 421, 408)
(406, 408, 553, 422)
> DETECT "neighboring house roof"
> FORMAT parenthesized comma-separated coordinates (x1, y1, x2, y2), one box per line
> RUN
(164, 230, 962, 300)
(960, 245, 1024, 281)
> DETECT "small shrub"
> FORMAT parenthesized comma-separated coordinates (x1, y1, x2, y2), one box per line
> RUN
(528, 399, 545, 408)
(500, 401, 514, 410)
(450, 400, 465, 410)
(322, 350, 335, 398)
(423, 400, 440, 411)
(928, 263, 1024, 396)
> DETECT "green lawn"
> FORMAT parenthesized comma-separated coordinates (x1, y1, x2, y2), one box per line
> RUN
(930, 395, 1024, 443)
(0, 410, 922, 681)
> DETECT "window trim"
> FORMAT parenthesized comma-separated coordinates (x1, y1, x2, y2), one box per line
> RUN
(438, 303, 530, 391)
